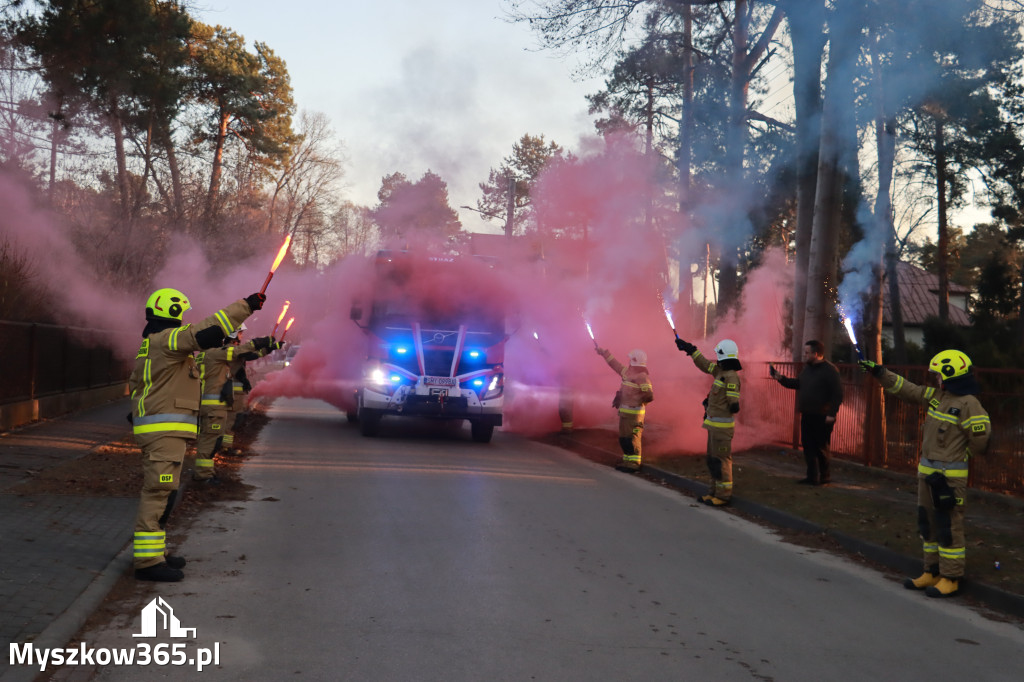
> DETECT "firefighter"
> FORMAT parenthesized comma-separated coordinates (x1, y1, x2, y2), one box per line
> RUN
(675, 338, 742, 506)
(223, 325, 274, 453)
(595, 347, 654, 472)
(859, 350, 991, 598)
(195, 324, 277, 483)
(129, 288, 264, 581)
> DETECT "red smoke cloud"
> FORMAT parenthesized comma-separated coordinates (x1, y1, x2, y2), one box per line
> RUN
(1, 132, 795, 456)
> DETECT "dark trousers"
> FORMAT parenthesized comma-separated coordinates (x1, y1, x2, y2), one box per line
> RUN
(800, 413, 834, 483)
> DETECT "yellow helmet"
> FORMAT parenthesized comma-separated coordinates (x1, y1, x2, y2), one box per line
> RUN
(929, 349, 972, 380)
(146, 288, 191, 321)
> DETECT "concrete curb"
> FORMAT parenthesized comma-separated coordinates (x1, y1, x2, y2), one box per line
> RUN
(557, 435, 1024, 621)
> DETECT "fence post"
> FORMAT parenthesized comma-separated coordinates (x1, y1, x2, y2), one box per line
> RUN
(29, 323, 37, 400)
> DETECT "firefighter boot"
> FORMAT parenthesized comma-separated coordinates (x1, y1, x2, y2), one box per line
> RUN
(165, 554, 186, 569)
(135, 562, 184, 582)
(701, 496, 730, 507)
(903, 565, 940, 590)
(925, 577, 960, 598)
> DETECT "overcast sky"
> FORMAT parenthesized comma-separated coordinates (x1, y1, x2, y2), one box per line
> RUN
(194, 0, 605, 233)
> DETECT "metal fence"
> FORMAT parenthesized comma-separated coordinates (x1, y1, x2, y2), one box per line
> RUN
(0, 320, 129, 404)
(757, 362, 1024, 497)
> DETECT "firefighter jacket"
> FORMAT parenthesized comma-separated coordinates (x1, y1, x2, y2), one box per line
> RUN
(129, 300, 253, 446)
(692, 349, 740, 431)
(601, 350, 654, 414)
(879, 368, 991, 478)
(198, 341, 262, 412)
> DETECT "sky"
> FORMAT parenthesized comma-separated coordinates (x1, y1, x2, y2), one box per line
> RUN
(193, 0, 605, 234)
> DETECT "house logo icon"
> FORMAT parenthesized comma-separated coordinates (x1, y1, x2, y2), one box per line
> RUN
(132, 597, 197, 639)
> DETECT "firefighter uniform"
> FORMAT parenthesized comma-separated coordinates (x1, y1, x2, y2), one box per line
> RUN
(558, 385, 575, 432)
(863, 350, 990, 598)
(597, 348, 654, 472)
(677, 338, 742, 506)
(195, 337, 271, 481)
(130, 290, 259, 581)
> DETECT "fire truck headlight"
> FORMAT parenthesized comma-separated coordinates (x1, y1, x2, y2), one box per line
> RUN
(370, 368, 387, 386)
(482, 374, 504, 400)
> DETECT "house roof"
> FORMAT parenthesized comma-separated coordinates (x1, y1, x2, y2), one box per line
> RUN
(881, 261, 971, 327)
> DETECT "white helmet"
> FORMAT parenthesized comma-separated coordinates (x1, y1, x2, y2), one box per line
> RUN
(228, 322, 248, 340)
(714, 339, 739, 360)
(628, 348, 648, 367)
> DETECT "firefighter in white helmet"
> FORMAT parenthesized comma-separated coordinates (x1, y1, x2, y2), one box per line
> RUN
(129, 289, 264, 581)
(860, 350, 991, 598)
(595, 346, 654, 472)
(675, 337, 742, 506)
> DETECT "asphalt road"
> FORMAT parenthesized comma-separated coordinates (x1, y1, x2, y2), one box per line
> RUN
(76, 398, 1024, 681)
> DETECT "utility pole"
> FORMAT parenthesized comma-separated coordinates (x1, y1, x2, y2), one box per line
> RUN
(504, 175, 515, 239)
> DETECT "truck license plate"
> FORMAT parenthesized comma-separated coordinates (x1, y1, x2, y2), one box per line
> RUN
(424, 376, 456, 387)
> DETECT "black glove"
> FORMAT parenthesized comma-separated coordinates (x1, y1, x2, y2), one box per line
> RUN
(271, 340, 284, 351)
(675, 338, 696, 355)
(252, 335, 272, 351)
(245, 292, 266, 311)
(126, 413, 133, 425)
(730, 403, 740, 414)
(769, 364, 779, 379)
(858, 360, 884, 377)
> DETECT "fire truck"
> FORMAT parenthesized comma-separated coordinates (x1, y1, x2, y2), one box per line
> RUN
(349, 250, 505, 442)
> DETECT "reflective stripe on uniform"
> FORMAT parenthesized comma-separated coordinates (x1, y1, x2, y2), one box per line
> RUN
(215, 309, 234, 334)
(962, 414, 991, 431)
(618, 406, 645, 415)
(923, 541, 938, 554)
(886, 375, 904, 393)
(195, 458, 214, 468)
(927, 408, 959, 426)
(132, 414, 198, 437)
(134, 531, 165, 559)
(704, 416, 734, 428)
(918, 458, 969, 478)
(201, 394, 227, 406)
(939, 546, 966, 560)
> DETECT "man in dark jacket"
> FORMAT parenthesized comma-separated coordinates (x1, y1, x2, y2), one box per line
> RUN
(770, 339, 844, 486)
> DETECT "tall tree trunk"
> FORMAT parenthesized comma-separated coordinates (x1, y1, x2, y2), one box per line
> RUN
(864, 48, 896, 465)
(206, 110, 230, 223)
(108, 100, 131, 222)
(935, 117, 950, 321)
(48, 115, 59, 204)
(786, 0, 826, 360)
(717, 0, 750, 314)
(644, 76, 655, 232)
(163, 136, 185, 225)
(678, 3, 693, 215)
(802, 2, 860, 352)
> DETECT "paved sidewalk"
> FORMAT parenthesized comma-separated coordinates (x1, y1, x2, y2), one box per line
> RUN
(0, 400, 136, 681)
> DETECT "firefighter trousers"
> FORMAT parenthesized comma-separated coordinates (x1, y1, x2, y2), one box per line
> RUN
(617, 410, 644, 466)
(195, 408, 228, 480)
(705, 427, 734, 501)
(133, 436, 187, 569)
(916, 473, 967, 578)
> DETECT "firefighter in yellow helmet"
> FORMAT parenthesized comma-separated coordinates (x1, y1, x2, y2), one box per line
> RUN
(859, 350, 991, 597)
(595, 346, 654, 472)
(128, 288, 265, 581)
(195, 323, 279, 483)
(675, 337, 742, 506)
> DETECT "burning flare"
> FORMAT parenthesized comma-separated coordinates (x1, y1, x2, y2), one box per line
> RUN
(280, 317, 295, 343)
(272, 300, 291, 337)
(836, 304, 864, 360)
(584, 320, 597, 348)
(260, 234, 293, 295)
